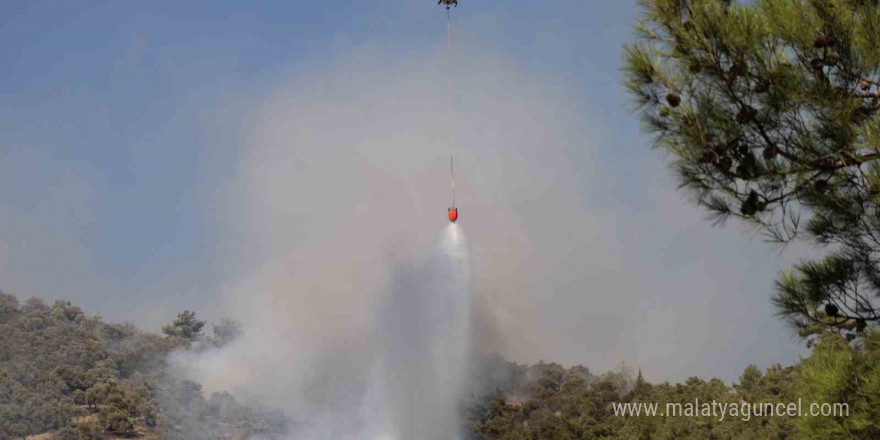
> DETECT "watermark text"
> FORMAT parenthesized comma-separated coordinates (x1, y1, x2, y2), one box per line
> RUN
(612, 399, 848, 422)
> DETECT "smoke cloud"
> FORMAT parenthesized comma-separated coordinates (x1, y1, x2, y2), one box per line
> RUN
(169, 42, 602, 436)
(168, 28, 809, 433)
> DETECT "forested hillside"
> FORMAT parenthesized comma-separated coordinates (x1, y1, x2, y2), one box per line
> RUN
(466, 358, 799, 439)
(2, 290, 877, 440)
(0, 291, 287, 440)
(466, 334, 880, 440)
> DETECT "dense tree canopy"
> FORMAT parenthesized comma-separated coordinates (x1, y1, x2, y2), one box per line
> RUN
(624, 0, 880, 342)
(0, 290, 285, 440)
(2, 292, 876, 439)
(467, 335, 880, 440)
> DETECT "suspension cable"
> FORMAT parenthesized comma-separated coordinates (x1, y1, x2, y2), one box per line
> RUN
(447, 6, 456, 208)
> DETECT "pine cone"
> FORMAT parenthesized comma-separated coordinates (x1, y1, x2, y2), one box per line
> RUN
(730, 60, 747, 77)
(736, 106, 758, 123)
(697, 152, 717, 164)
(666, 93, 681, 107)
(824, 303, 839, 317)
(740, 191, 759, 216)
(755, 79, 770, 94)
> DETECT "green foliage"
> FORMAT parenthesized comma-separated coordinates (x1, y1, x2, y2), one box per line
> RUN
(0, 292, 19, 324)
(796, 330, 880, 439)
(467, 342, 880, 440)
(162, 310, 206, 342)
(468, 360, 630, 440)
(52, 420, 104, 440)
(624, 0, 880, 340)
(0, 292, 288, 439)
(467, 358, 801, 440)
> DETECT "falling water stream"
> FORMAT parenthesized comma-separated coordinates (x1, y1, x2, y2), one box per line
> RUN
(380, 224, 472, 440)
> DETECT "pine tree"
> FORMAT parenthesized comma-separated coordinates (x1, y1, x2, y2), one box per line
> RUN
(162, 310, 205, 342)
(796, 330, 880, 439)
(624, 0, 880, 343)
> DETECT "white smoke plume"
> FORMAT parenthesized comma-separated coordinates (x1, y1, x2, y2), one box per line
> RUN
(171, 224, 472, 439)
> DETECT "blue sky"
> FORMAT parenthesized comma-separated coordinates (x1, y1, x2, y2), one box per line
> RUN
(0, 1, 810, 382)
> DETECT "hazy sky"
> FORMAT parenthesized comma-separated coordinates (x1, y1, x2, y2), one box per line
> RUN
(0, 0, 815, 382)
